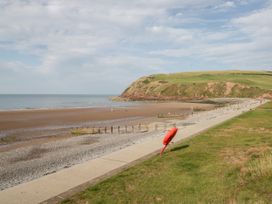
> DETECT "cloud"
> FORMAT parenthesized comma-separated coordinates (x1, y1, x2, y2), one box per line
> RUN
(214, 1, 236, 10)
(0, 0, 271, 94)
(148, 1, 272, 69)
(232, 4, 272, 39)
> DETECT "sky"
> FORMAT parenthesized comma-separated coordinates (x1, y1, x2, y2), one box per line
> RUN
(0, 0, 272, 94)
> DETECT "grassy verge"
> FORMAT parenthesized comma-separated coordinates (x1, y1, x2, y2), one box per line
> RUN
(63, 102, 272, 204)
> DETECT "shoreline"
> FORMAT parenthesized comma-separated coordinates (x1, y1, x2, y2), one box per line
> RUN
(0, 101, 216, 190)
(0, 97, 239, 112)
(0, 103, 141, 113)
(0, 101, 214, 131)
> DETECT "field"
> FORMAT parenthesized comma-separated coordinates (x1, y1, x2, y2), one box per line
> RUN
(62, 102, 272, 203)
(153, 70, 272, 90)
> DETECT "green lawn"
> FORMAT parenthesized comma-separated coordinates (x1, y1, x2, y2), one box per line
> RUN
(63, 102, 272, 204)
(153, 70, 272, 90)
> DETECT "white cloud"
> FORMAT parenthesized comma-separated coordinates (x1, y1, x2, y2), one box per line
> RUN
(148, 26, 194, 43)
(148, 1, 272, 69)
(232, 5, 272, 38)
(214, 1, 236, 10)
(0, 61, 31, 73)
(0, 0, 271, 93)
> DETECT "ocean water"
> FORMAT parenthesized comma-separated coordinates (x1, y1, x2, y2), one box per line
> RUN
(0, 94, 139, 110)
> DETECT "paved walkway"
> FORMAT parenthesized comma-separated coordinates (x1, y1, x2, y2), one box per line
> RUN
(0, 99, 266, 204)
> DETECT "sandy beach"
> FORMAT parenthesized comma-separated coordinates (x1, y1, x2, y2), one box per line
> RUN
(0, 101, 215, 190)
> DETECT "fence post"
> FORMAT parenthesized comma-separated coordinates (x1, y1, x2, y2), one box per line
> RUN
(111, 126, 113, 134)
(118, 126, 120, 134)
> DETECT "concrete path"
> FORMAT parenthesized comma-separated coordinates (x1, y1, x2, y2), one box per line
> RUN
(0, 99, 266, 204)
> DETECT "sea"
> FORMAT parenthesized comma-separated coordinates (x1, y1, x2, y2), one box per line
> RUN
(0, 94, 140, 110)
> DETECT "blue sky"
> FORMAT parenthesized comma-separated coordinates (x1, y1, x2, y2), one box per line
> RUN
(0, 0, 271, 94)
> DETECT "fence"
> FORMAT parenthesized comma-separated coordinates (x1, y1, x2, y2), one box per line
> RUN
(71, 123, 176, 135)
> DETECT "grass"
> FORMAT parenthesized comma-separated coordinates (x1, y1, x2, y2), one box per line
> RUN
(62, 102, 272, 204)
(245, 152, 272, 180)
(71, 128, 101, 136)
(152, 70, 272, 90)
(0, 135, 17, 144)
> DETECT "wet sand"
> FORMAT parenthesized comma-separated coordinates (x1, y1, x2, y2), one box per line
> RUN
(0, 102, 215, 146)
(0, 102, 213, 131)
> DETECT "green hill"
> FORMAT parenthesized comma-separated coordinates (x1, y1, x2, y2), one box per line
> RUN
(121, 70, 272, 100)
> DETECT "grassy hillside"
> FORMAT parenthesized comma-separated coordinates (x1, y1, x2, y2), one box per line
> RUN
(121, 70, 272, 100)
(63, 102, 272, 203)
